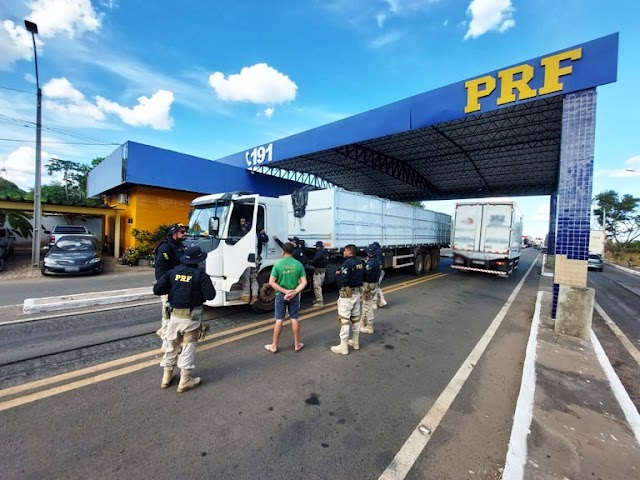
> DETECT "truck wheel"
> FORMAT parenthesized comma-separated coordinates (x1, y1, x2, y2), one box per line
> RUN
(413, 254, 424, 275)
(251, 270, 276, 313)
(431, 251, 440, 271)
(423, 253, 432, 273)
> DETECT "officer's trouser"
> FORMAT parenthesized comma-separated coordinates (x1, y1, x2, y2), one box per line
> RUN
(158, 294, 170, 336)
(160, 306, 203, 371)
(375, 269, 387, 305)
(313, 268, 325, 303)
(241, 267, 259, 297)
(337, 292, 361, 339)
(362, 282, 376, 325)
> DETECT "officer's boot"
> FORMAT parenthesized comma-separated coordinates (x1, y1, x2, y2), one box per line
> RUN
(377, 288, 388, 308)
(348, 321, 360, 350)
(360, 317, 374, 334)
(177, 369, 201, 393)
(161, 366, 174, 389)
(331, 324, 350, 355)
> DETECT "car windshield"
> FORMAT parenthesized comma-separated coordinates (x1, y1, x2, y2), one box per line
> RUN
(588, 254, 601, 260)
(53, 237, 96, 251)
(53, 226, 88, 233)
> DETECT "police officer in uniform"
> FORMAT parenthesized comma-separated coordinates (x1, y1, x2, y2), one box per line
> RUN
(309, 241, 328, 306)
(371, 242, 388, 308)
(361, 245, 381, 334)
(331, 244, 364, 355)
(154, 223, 188, 334)
(273, 235, 307, 265)
(153, 246, 216, 393)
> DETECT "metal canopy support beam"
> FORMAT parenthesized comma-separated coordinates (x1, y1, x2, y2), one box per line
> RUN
(333, 144, 440, 198)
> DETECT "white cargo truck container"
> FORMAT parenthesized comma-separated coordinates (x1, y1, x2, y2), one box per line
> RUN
(185, 188, 451, 311)
(451, 202, 523, 277)
(589, 229, 605, 256)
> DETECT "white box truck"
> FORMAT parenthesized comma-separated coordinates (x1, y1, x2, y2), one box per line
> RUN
(451, 202, 523, 277)
(589, 230, 605, 256)
(185, 188, 451, 311)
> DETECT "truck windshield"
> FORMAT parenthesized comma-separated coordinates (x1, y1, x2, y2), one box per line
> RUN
(188, 201, 231, 238)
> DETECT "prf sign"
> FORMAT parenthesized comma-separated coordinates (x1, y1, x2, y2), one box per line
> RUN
(464, 48, 582, 114)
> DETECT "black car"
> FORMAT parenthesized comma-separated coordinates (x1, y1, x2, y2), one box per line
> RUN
(41, 235, 103, 276)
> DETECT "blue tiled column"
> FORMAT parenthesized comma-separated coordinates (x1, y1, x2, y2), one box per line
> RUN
(552, 89, 596, 319)
(547, 193, 557, 255)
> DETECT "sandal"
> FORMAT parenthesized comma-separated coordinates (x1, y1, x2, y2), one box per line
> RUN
(295, 343, 304, 352)
(264, 344, 278, 354)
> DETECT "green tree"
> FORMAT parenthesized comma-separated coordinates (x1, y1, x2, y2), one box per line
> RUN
(0, 178, 33, 238)
(405, 201, 424, 208)
(45, 156, 105, 205)
(593, 190, 640, 251)
(0, 177, 27, 199)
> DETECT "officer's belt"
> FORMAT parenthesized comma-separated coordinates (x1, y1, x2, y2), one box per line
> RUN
(171, 307, 192, 317)
(340, 286, 362, 293)
(314, 268, 326, 273)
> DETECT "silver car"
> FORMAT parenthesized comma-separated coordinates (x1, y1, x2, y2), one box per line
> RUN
(588, 253, 604, 272)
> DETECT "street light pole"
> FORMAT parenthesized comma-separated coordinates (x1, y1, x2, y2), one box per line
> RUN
(25, 20, 42, 268)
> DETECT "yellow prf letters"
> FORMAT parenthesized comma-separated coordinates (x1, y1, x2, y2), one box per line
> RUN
(174, 274, 193, 282)
(464, 47, 583, 114)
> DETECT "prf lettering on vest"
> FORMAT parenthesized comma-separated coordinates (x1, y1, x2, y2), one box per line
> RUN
(464, 48, 583, 114)
(174, 274, 193, 282)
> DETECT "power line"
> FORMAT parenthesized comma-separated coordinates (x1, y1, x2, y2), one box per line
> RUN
(0, 85, 35, 95)
(0, 137, 120, 146)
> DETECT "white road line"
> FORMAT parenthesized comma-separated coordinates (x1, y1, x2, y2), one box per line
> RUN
(378, 257, 538, 480)
(591, 330, 640, 445)
(594, 301, 640, 367)
(502, 290, 544, 480)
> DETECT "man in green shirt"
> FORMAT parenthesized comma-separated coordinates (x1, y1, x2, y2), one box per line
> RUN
(265, 242, 307, 353)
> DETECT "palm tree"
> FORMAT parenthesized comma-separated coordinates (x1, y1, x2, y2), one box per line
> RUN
(0, 210, 33, 239)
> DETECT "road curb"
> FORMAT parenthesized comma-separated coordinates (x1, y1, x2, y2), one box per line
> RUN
(23, 287, 155, 314)
(605, 261, 640, 277)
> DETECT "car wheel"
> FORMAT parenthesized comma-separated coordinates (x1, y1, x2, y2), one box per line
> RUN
(95, 262, 104, 274)
(41, 265, 48, 276)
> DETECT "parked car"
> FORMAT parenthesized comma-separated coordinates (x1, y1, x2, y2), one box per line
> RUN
(41, 235, 103, 276)
(46, 224, 91, 246)
(587, 253, 604, 272)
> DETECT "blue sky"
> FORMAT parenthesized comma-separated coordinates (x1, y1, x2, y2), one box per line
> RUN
(0, 0, 638, 238)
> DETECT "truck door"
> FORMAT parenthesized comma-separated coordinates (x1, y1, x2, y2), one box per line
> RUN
(220, 195, 260, 291)
(480, 204, 512, 254)
(453, 204, 482, 252)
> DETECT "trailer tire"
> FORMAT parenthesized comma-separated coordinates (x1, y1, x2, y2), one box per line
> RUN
(413, 254, 424, 276)
(431, 251, 440, 271)
(422, 253, 432, 273)
(251, 269, 276, 313)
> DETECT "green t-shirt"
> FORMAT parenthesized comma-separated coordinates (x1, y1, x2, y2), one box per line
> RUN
(270, 257, 306, 294)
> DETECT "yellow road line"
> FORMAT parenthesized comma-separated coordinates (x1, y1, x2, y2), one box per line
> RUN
(0, 272, 447, 410)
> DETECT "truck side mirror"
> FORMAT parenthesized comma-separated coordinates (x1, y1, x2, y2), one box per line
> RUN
(208, 217, 220, 236)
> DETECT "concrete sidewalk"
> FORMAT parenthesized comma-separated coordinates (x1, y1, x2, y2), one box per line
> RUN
(504, 272, 640, 479)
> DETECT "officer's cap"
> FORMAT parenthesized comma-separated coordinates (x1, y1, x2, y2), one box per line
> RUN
(167, 223, 188, 236)
(288, 236, 300, 244)
(315, 241, 324, 248)
(180, 245, 206, 264)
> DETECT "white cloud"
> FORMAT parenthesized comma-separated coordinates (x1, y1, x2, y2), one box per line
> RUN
(209, 63, 298, 104)
(595, 155, 640, 178)
(26, 0, 101, 38)
(96, 90, 175, 130)
(370, 31, 404, 48)
(0, 20, 41, 70)
(464, 0, 515, 40)
(376, 13, 387, 28)
(0, 145, 54, 191)
(42, 77, 106, 126)
(443, 19, 449, 27)
(264, 107, 274, 119)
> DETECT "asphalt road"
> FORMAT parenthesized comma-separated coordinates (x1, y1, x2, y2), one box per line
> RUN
(0, 268, 155, 306)
(1, 250, 636, 479)
(0, 251, 543, 479)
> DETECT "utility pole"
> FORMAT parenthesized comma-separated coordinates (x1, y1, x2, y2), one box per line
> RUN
(24, 20, 42, 267)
